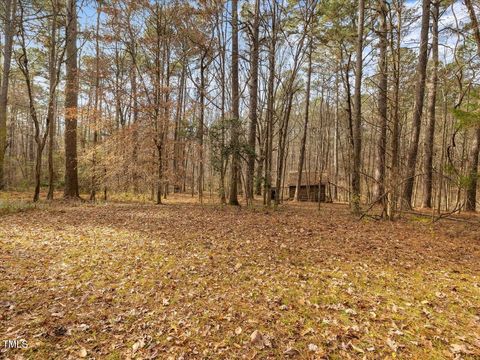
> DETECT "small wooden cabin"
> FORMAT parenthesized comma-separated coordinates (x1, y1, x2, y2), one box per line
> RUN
(288, 183, 325, 202)
(287, 171, 327, 202)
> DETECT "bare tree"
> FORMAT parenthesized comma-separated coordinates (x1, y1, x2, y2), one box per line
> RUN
(246, 0, 260, 203)
(0, 0, 17, 189)
(422, 0, 440, 208)
(464, 0, 480, 212)
(264, 0, 277, 207)
(294, 41, 313, 201)
(47, 0, 63, 200)
(352, 0, 365, 214)
(64, 0, 80, 198)
(373, 0, 388, 204)
(229, 0, 240, 206)
(402, 0, 431, 208)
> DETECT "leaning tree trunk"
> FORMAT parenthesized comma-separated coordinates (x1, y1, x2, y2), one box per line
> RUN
(64, 0, 80, 198)
(422, 0, 439, 208)
(17, 4, 50, 202)
(464, 0, 480, 211)
(402, 0, 431, 209)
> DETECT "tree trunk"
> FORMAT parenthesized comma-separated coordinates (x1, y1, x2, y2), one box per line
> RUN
(294, 42, 313, 201)
(90, 1, 101, 202)
(17, 4, 50, 202)
(198, 55, 206, 204)
(264, 0, 276, 206)
(373, 0, 388, 203)
(229, 0, 240, 206)
(387, 0, 402, 220)
(422, 0, 439, 208)
(64, 0, 80, 198)
(0, 0, 16, 190)
(464, 0, 480, 211)
(333, 65, 339, 202)
(47, 0, 59, 200)
(131, 47, 139, 193)
(246, 0, 260, 203)
(352, 0, 365, 214)
(402, 0, 431, 208)
(173, 63, 185, 192)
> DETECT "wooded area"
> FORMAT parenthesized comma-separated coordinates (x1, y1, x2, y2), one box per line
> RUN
(1, 0, 480, 358)
(0, 0, 479, 215)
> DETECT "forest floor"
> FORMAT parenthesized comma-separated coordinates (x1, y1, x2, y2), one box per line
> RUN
(1, 193, 479, 360)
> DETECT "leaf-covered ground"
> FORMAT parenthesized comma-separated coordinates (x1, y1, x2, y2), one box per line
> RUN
(1, 194, 479, 359)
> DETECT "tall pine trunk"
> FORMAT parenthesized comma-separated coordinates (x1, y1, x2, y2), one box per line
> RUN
(47, 0, 59, 200)
(422, 0, 439, 208)
(352, 0, 365, 214)
(264, 0, 276, 206)
(0, 0, 16, 190)
(387, 0, 401, 220)
(90, 1, 101, 201)
(402, 0, 431, 208)
(229, 0, 240, 206)
(464, 0, 480, 211)
(246, 0, 260, 203)
(64, 0, 80, 198)
(373, 0, 388, 203)
(198, 55, 207, 204)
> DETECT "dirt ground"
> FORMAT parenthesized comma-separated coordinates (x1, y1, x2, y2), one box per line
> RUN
(1, 194, 479, 359)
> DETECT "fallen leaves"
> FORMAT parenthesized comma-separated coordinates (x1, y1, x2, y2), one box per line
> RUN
(450, 343, 474, 355)
(78, 347, 88, 358)
(132, 338, 145, 353)
(250, 330, 264, 349)
(283, 347, 300, 356)
(386, 338, 398, 352)
(0, 198, 479, 359)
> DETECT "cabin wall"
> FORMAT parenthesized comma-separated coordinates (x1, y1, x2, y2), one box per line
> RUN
(288, 185, 326, 202)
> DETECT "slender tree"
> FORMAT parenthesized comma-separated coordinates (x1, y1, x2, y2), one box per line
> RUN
(47, 0, 62, 200)
(17, 2, 63, 202)
(64, 0, 80, 198)
(90, 0, 102, 201)
(229, 0, 240, 206)
(387, 0, 402, 220)
(402, 0, 431, 208)
(373, 0, 388, 204)
(246, 0, 260, 203)
(294, 41, 313, 201)
(0, 0, 17, 189)
(264, 0, 277, 207)
(464, 0, 480, 212)
(352, 0, 365, 214)
(422, 0, 439, 208)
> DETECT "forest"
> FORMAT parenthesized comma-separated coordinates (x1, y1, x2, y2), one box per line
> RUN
(0, 0, 479, 359)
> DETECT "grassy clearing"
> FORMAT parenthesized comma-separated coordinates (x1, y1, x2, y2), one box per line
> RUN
(0, 195, 479, 359)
